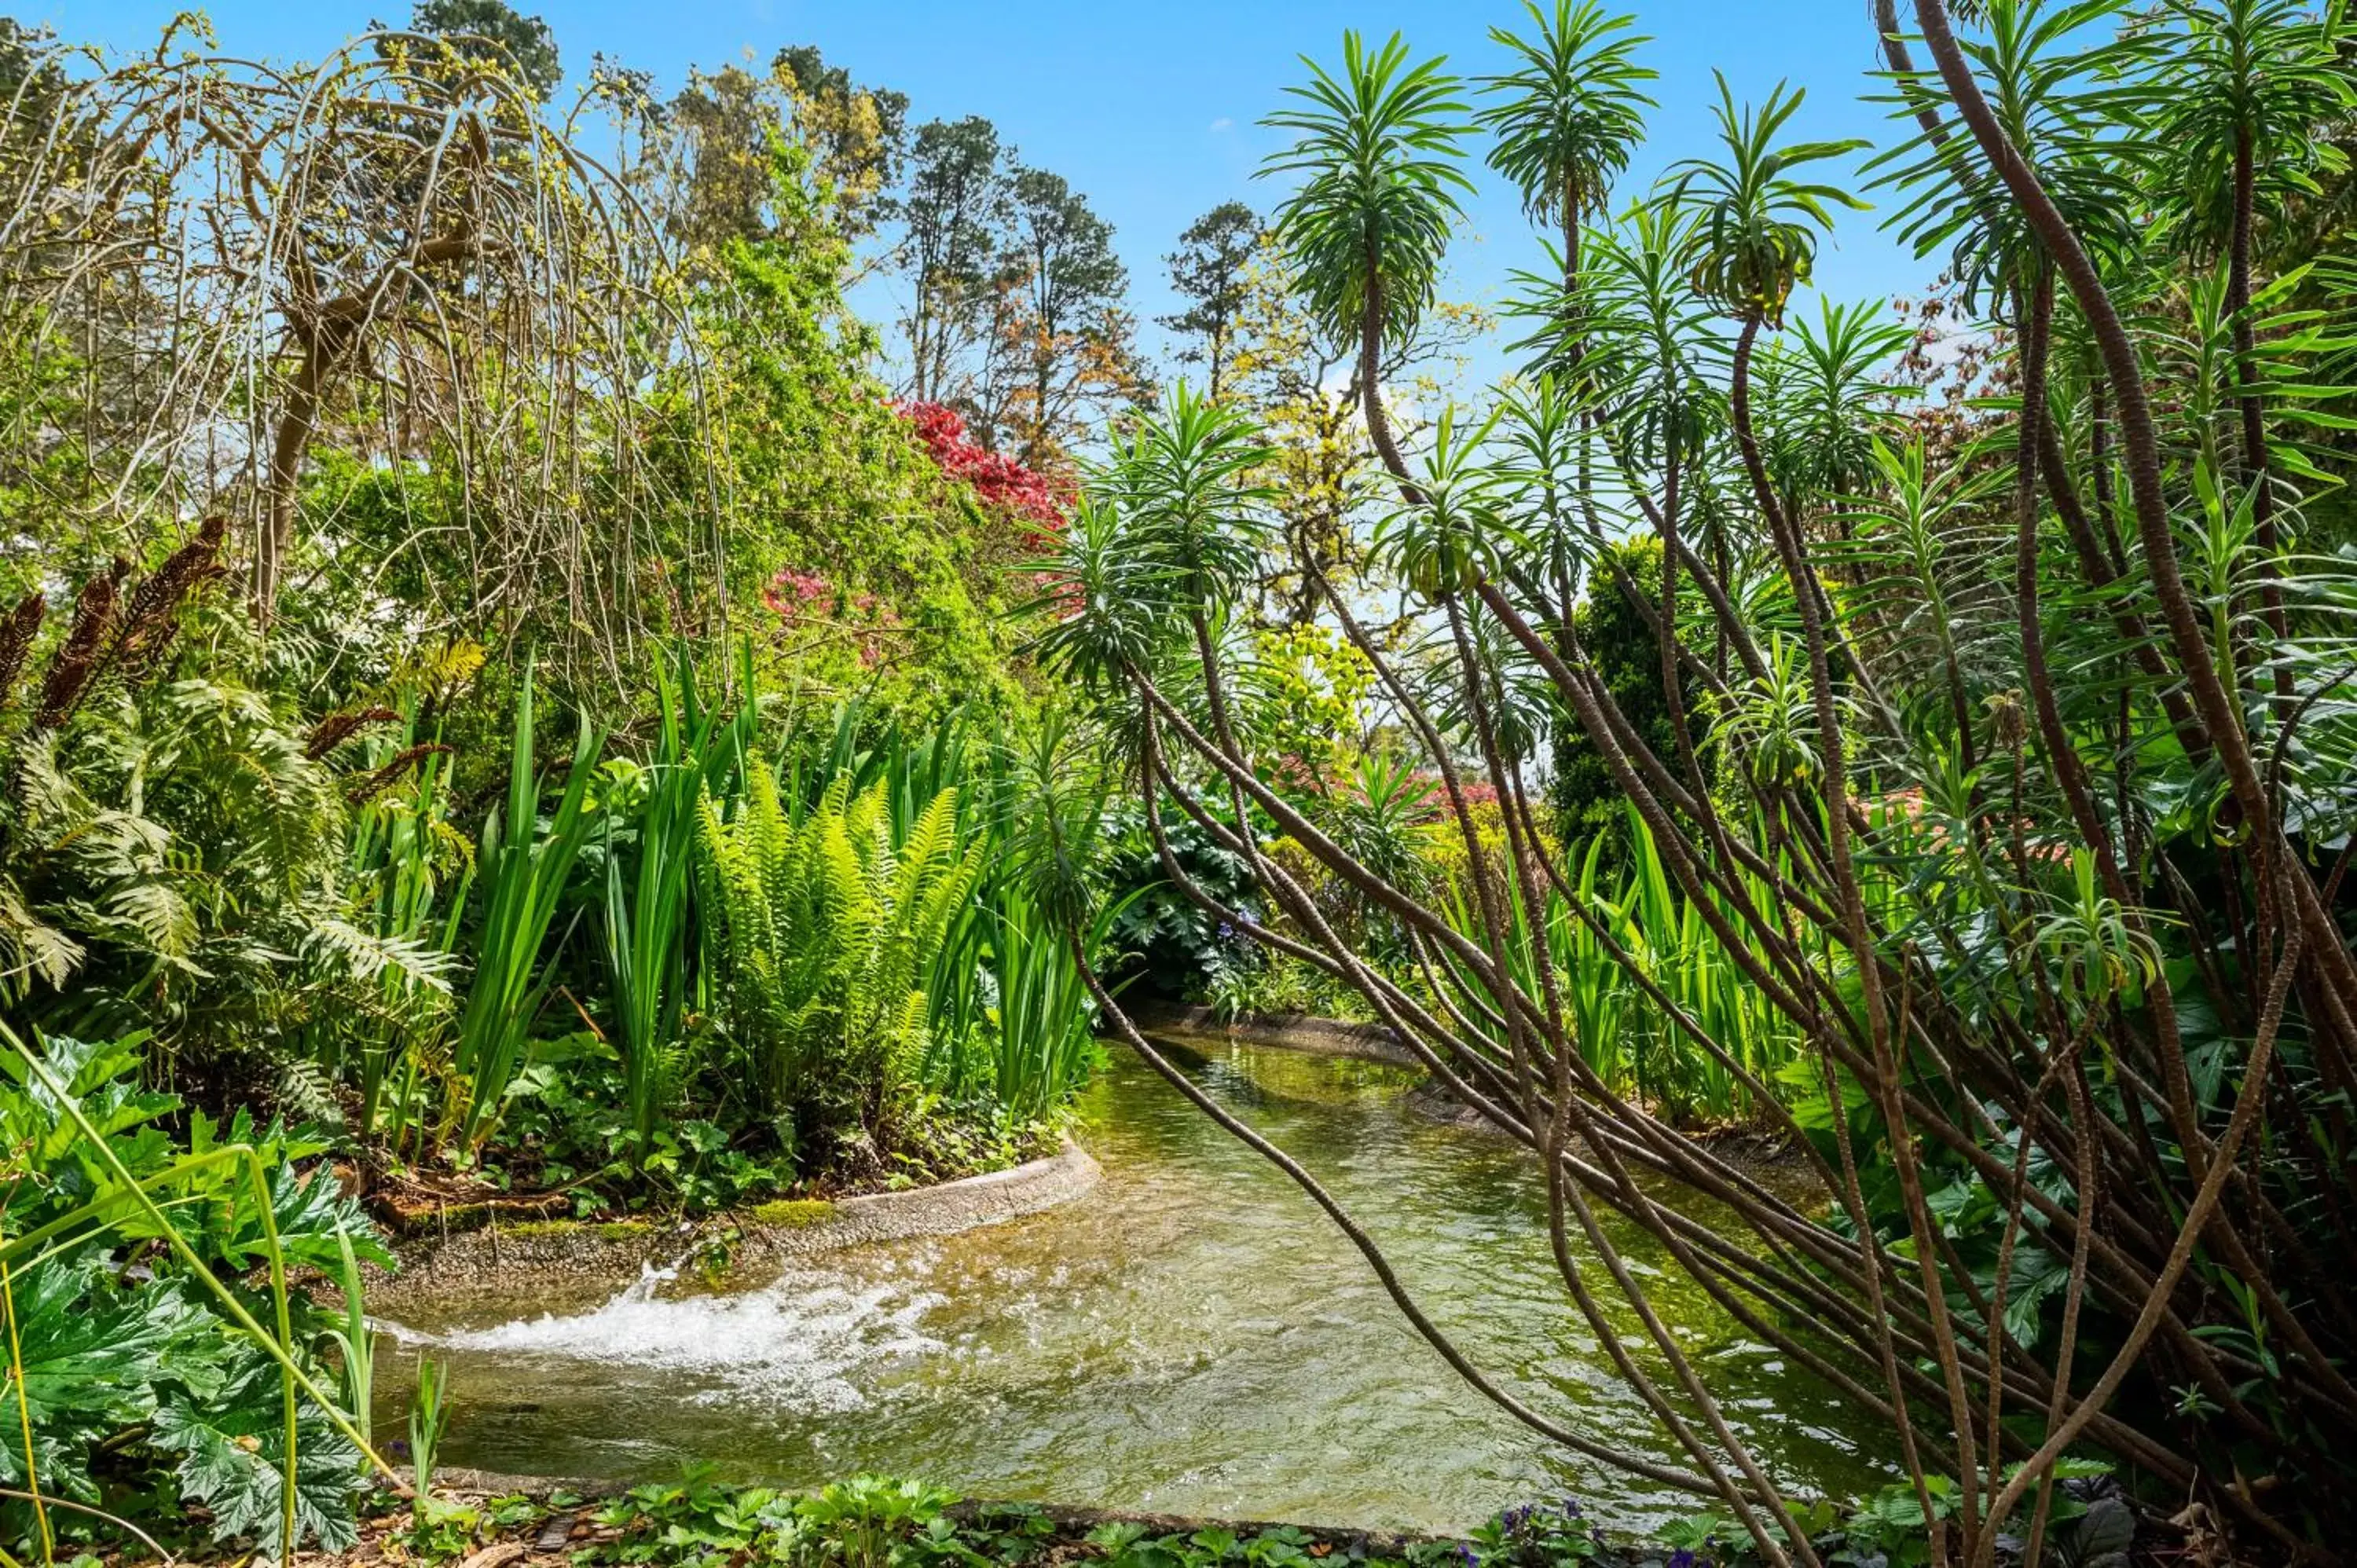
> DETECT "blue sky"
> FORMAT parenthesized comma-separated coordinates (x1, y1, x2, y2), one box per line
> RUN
(65, 1, 1937, 379)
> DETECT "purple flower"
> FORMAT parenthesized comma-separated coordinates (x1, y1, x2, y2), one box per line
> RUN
(1667, 1551, 1698, 1568)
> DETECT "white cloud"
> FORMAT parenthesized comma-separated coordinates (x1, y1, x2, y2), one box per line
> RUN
(1208, 116, 1233, 133)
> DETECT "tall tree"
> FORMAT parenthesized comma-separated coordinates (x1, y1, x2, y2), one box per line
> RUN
(774, 44, 909, 239)
(667, 64, 790, 259)
(395, 0, 562, 101)
(899, 115, 1010, 405)
(657, 48, 906, 266)
(1161, 200, 1261, 401)
(997, 166, 1149, 466)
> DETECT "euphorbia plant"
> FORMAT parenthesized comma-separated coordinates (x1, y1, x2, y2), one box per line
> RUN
(1046, 5, 2357, 1563)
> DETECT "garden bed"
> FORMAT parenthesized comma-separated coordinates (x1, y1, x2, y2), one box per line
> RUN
(366, 1141, 1100, 1308)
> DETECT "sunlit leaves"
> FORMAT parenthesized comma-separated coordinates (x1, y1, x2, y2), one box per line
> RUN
(1262, 31, 1475, 352)
(1666, 77, 1868, 325)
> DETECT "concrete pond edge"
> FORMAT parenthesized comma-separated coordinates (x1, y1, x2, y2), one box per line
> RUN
(368, 1140, 1100, 1309)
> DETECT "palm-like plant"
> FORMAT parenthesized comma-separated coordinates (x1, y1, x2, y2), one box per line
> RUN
(2157, 0, 2352, 255)
(1542, 195, 1725, 474)
(1668, 76, 1868, 328)
(1762, 297, 1916, 510)
(1103, 381, 1277, 615)
(1478, 2, 1655, 288)
(1263, 31, 1474, 483)
(1028, 493, 1180, 697)
(1371, 405, 1514, 602)
(1824, 434, 2011, 754)
(2155, 0, 2353, 657)
(1871, 0, 2150, 313)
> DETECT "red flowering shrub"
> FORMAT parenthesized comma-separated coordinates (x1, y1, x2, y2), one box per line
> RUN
(1411, 771, 1498, 809)
(897, 401, 1069, 537)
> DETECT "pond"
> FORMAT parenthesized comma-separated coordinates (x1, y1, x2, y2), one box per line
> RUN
(378, 1036, 1889, 1534)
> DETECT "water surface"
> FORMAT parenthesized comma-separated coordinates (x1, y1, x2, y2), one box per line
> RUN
(380, 1038, 1886, 1533)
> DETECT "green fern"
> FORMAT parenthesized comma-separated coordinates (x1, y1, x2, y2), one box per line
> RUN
(698, 771, 980, 1161)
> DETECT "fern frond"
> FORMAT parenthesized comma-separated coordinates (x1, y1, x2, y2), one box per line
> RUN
(302, 918, 457, 993)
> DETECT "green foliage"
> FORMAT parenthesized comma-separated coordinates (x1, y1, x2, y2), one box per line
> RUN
(1263, 32, 1476, 352)
(1162, 201, 1263, 401)
(0, 1030, 389, 1555)
(149, 1380, 367, 1553)
(1667, 77, 1866, 324)
(1478, 2, 1656, 236)
(1241, 622, 1376, 787)
(405, 1472, 1466, 1568)
(5, 631, 433, 1079)
(451, 664, 603, 1150)
(979, 883, 1110, 1119)
(410, 1355, 453, 1498)
(401, 0, 563, 101)
(699, 770, 981, 1162)
(1547, 537, 1699, 847)
(1468, 1498, 1603, 1567)
(600, 647, 757, 1158)
(1098, 805, 1264, 1001)
(566, 1471, 966, 1568)
(1441, 809, 1789, 1122)
(687, 149, 1027, 723)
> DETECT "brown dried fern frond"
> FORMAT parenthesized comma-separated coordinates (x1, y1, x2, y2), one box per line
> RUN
(34, 566, 123, 731)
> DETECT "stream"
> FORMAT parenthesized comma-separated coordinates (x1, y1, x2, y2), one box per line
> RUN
(378, 1035, 1888, 1533)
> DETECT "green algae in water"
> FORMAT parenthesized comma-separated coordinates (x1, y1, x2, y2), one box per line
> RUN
(502, 1218, 657, 1242)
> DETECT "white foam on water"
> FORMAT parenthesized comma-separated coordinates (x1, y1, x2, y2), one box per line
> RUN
(387, 1256, 947, 1414)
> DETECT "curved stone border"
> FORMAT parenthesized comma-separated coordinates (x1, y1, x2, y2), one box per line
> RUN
(1125, 1000, 1420, 1066)
(369, 1142, 1100, 1309)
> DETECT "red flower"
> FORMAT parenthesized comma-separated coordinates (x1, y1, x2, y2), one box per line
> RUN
(1409, 771, 1497, 809)
(896, 401, 1069, 539)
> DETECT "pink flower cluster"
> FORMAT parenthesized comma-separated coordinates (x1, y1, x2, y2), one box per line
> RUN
(1409, 771, 1497, 809)
(761, 570, 833, 618)
(761, 567, 899, 667)
(897, 401, 1069, 537)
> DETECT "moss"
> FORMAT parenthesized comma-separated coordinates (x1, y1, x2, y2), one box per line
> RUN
(746, 1198, 838, 1229)
(504, 1218, 654, 1243)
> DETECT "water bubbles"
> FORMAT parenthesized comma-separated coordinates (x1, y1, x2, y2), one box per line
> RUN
(393, 1263, 948, 1416)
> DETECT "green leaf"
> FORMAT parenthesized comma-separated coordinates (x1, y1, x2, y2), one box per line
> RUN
(151, 1378, 365, 1552)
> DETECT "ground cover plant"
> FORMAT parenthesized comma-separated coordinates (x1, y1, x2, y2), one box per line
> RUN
(185, 1469, 2145, 1568)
